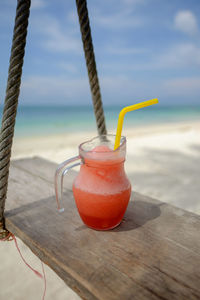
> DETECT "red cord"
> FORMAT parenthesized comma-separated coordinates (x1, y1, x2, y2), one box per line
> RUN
(41, 261, 46, 300)
(1, 232, 46, 299)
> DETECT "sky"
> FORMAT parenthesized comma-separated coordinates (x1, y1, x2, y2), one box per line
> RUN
(0, 0, 200, 106)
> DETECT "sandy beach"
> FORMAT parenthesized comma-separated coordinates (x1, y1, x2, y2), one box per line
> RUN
(1, 120, 200, 299)
(12, 120, 200, 214)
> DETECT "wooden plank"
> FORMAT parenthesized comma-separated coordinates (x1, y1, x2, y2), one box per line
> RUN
(11, 156, 76, 188)
(5, 157, 200, 300)
(12, 157, 200, 252)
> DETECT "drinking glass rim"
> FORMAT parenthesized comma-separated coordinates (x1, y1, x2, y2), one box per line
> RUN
(79, 134, 126, 153)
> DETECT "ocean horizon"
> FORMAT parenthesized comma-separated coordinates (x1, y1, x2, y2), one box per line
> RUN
(0, 104, 200, 137)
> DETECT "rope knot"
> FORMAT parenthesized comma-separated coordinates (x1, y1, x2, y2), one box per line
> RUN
(0, 221, 12, 241)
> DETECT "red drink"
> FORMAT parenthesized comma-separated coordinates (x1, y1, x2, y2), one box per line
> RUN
(73, 145, 131, 230)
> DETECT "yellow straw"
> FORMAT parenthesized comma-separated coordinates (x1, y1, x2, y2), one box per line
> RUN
(114, 98, 159, 150)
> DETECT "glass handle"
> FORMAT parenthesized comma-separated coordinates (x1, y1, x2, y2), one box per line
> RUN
(55, 156, 82, 212)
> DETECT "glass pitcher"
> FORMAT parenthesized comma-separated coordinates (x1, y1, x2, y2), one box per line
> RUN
(55, 134, 131, 230)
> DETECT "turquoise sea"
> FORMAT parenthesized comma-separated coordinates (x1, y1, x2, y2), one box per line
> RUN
(0, 105, 200, 137)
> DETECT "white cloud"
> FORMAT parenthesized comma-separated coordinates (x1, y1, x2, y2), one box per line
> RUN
(101, 75, 143, 96)
(100, 43, 200, 73)
(121, 0, 146, 5)
(88, 0, 147, 30)
(42, 28, 81, 53)
(57, 62, 79, 74)
(101, 75, 200, 104)
(89, 1, 145, 30)
(21, 76, 90, 104)
(155, 43, 200, 68)
(94, 11, 144, 29)
(100, 75, 162, 104)
(162, 77, 200, 97)
(20, 74, 200, 106)
(31, 14, 82, 53)
(174, 10, 198, 36)
(105, 45, 148, 55)
(20, 75, 147, 105)
(31, 0, 46, 9)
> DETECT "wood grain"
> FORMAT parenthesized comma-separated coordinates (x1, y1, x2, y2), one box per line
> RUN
(5, 157, 200, 300)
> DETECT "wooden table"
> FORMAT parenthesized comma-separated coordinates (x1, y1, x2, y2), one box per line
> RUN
(5, 157, 200, 300)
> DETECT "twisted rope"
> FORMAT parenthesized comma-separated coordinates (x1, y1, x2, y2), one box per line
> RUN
(0, 0, 31, 237)
(76, 0, 107, 136)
